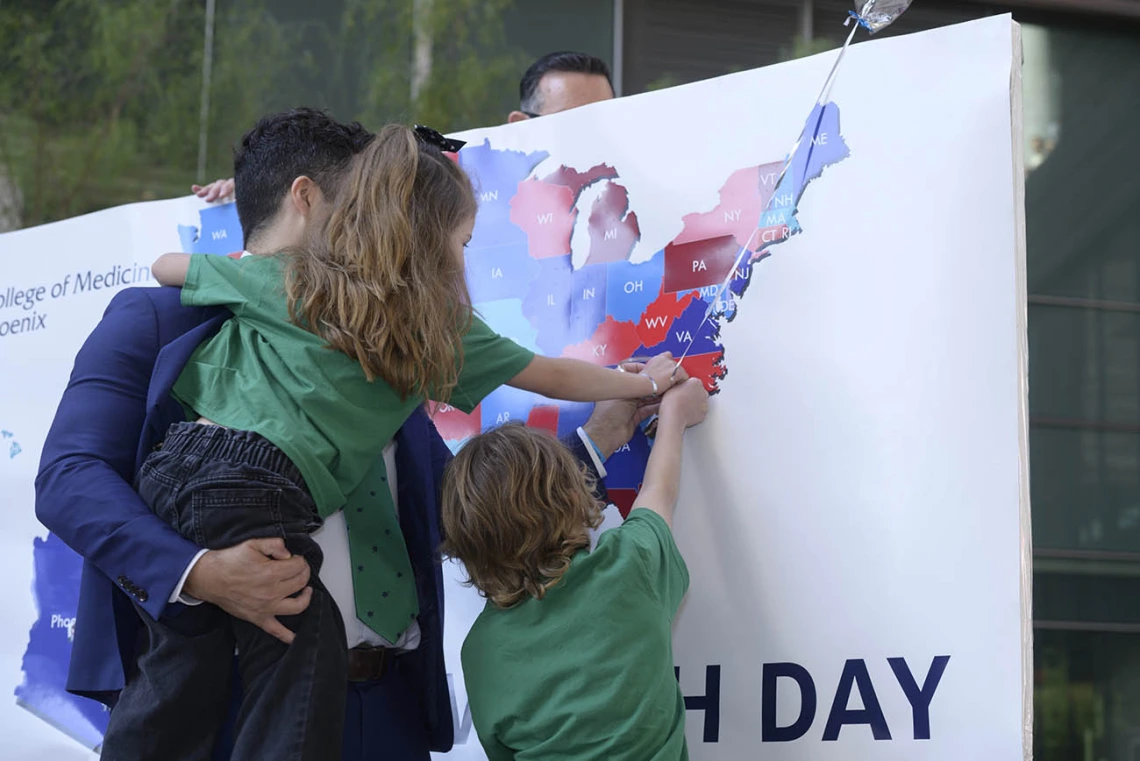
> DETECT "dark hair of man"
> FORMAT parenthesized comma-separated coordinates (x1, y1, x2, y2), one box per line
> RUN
(518, 51, 613, 116)
(233, 107, 374, 247)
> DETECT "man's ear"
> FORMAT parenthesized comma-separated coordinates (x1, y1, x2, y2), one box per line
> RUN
(288, 176, 323, 216)
(506, 111, 531, 124)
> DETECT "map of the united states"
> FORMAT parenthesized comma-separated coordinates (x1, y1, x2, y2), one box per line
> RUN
(433, 102, 849, 514)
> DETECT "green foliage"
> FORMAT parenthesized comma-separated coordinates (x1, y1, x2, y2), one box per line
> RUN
(0, 0, 206, 226)
(645, 73, 683, 92)
(0, 0, 522, 230)
(778, 36, 838, 63)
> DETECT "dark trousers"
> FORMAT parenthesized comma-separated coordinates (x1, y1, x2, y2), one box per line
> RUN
(101, 422, 347, 761)
(341, 662, 433, 761)
(208, 654, 433, 761)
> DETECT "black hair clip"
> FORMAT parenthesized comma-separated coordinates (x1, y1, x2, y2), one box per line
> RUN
(414, 125, 466, 153)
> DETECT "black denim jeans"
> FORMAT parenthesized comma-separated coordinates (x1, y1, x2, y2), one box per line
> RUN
(101, 422, 347, 761)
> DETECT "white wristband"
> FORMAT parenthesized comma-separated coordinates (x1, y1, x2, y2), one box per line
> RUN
(647, 374, 659, 396)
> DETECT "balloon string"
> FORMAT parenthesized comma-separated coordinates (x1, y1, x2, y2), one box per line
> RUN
(672, 15, 863, 376)
(846, 10, 874, 31)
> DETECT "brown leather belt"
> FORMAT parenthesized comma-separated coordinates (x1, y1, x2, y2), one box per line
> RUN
(347, 645, 396, 683)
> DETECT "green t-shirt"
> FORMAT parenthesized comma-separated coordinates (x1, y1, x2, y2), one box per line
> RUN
(461, 509, 690, 761)
(172, 253, 534, 516)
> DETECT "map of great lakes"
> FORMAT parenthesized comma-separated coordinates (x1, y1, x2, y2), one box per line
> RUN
(434, 102, 849, 513)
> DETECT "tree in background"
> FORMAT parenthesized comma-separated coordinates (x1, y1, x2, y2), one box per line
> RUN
(777, 36, 838, 62)
(0, 0, 522, 231)
(0, 0, 207, 228)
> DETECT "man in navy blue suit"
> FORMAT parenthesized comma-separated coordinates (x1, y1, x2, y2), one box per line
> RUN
(36, 108, 650, 760)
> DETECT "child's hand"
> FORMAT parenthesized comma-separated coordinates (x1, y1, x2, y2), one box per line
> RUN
(660, 378, 709, 430)
(644, 352, 689, 396)
(192, 177, 236, 202)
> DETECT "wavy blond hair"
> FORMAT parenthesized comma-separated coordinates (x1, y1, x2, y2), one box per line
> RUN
(441, 423, 605, 609)
(285, 124, 476, 402)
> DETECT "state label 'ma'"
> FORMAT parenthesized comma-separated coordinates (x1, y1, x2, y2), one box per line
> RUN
(663, 235, 741, 293)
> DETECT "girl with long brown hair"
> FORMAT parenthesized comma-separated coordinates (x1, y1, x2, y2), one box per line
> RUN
(142, 123, 685, 758)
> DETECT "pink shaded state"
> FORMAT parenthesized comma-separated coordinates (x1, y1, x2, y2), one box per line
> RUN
(636, 288, 697, 349)
(526, 405, 560, 436)
(586, 183, 640, 265)
(752, 224, 791, 259)
(428, 402, 481, 441)
(509, 179, 576, 258)
(543, 163, 618, 196)
(562, 316, 642, 366)
(672, 161, 785, 251)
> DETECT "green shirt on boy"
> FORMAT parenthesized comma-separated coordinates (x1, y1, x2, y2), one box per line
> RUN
(461, 509, 690, 761)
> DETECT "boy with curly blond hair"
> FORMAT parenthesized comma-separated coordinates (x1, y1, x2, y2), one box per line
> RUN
(442, 378, 710, 761)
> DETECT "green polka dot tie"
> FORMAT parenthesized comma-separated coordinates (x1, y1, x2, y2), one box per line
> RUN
(345, 457, 418, 641)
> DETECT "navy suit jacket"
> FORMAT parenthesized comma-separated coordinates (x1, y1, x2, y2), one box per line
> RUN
(35, 284, 607, 753)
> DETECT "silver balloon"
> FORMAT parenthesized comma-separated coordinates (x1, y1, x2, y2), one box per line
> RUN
(854, 0, 912, 33)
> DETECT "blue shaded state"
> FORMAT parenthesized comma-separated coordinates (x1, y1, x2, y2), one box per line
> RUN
(603, 429, 652, 490)
(635, 297, 723, 357)
(466, 242, 540, 303)
(177, 203, 243, 255)
(767, 175, 803, 239)
(460, 140, 550, 249)
(605, 255, 664, 324)
(521, 255, 574, 355)
(569, 263, 608, 346)
(778, 102, 850, 216)
(556, 402, 594, 439)
(480, 385, 541, 430)
(16, 533, 108, 750)
(759, 207, 794, 228)
(3, 427, 22, 460)
(692, 276, 740, 320)
(475, 298, 540, 354)
(727, 261, 754, 300)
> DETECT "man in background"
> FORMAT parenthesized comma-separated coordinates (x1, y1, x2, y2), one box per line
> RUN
(506, 50, 614, 123)
(192, 50, 615, 202)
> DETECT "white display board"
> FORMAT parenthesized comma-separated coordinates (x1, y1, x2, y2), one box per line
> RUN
(0, 14, 1029, 760)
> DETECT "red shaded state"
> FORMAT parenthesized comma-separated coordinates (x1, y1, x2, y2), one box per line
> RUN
(608, 488, 640, 519)
(636, 287, 697, 348)
(509, 179, 576, 258)
(678, 352, 727, 393)
(428, 402, 481, 441)
(562, 316, 642, 366)
(672, 161, 784, 251)
(526, 405, 560, 436)
(543, 163, 618, 196)
(663, 235, 741, 293)
(586, 183, 640, 265)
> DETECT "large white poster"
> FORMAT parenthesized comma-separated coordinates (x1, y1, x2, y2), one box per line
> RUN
(0, 14, 1028, 760)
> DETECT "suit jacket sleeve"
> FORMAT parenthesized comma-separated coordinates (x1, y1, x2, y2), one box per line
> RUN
(560, 429, 610, 504)
(425, 417, 610, 526)
(35, 288, 202, 621)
